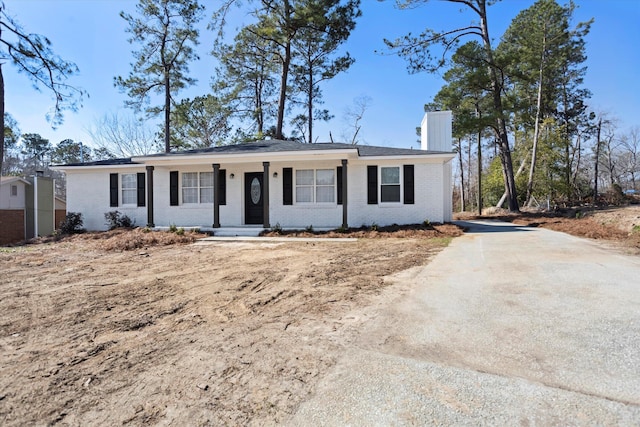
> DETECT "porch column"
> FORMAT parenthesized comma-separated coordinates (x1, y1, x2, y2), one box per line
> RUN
(341, 159, 348, 229)
(212, 163, 220, 228)
(146, 166, 155, 227)
(263, 161, 270, 228)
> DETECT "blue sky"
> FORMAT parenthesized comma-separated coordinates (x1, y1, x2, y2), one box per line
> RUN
(3, 0, 639, 152)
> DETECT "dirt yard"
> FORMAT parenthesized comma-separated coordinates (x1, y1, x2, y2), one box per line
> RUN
(0, 225, 460, 426)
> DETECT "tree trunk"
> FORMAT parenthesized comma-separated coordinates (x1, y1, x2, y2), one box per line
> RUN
(571, 131, 582, 197)
(525, 42, 546, 206)
(466, 135, 472, 207)
(593, 117, 602, 202)
(563, 83, 571, 199)
(0, 12, 4, 178)
(164, 70, 171, 153)
(477, 116, 483, 216)
(275, 0, 292, 141)
(255, 70, 264, 136)
(308, 67, 313, 143)
(478, 0, 519, 212)
(458, 138, 465, 211)
(605, 136, 616, 186)
(0, 62, 5, 179)
(275, 40, 291, 140)
(497, 154, 528, 208)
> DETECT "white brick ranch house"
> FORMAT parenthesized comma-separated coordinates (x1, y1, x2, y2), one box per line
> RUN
(54, 111, 455, 232)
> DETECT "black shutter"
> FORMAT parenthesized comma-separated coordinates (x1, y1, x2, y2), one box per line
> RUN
(109, 173, 118, 207)
(283, 167, 293, 205)
(403, 165, 414, 205)
(337, 166, 343, 205)
(137, 172, 146, 207)
(219, 169, 226, 206)
(170, 171, 179, 206)
(367, 165, 378, 204)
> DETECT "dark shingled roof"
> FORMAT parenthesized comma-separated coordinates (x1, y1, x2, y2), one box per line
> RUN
(58, 157, 138, 167)
(142, 139, 450, 157)
(57, 140, 451, 167)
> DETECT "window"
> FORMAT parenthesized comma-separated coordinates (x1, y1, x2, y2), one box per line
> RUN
(199, 172, 213, 203)
(121, 174, 137, 205)
(10, 185, 18, 197)
(182, 172, 213, 204)
(182, 172, 198, 204)
(296, 170, 314, 203)
(380, 167, 400, 203)
(295, 169, 335, 203)
(316, 169, 335, 202)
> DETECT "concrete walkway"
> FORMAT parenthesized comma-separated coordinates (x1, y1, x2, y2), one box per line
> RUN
(288, 220, 640, 425)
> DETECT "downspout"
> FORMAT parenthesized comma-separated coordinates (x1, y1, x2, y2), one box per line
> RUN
(52, 178, 56, 231)
(263, 162, 270, 228)
(33, 175, 38, 237)
(341, 159, 348, 229)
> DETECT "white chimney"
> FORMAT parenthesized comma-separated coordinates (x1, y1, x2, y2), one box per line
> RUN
(420, 111, 452, 152)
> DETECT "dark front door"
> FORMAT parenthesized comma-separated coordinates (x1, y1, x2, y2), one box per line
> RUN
(245, 172, 264, 225)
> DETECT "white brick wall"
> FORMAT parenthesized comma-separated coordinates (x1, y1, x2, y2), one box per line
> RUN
(270, 160, 342, 228)
(66, 167, 147, 230)
(65, 157, 453, 231)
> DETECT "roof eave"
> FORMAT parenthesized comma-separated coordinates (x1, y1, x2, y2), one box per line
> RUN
(134, 148, 360, 165)
(359, 152, 456, 161)
(51, 163, 142, 172)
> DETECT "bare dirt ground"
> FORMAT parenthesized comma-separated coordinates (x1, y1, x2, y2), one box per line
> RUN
(456, 205, 640, 254)
(0, 225, 460, 426)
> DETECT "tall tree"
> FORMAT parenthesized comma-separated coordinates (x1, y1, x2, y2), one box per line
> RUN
(51, 139, 92, 164)
(115, 0, 204, 153)
(431, 41, 494, 213)
(385, 0, 520, 211)
(291, 0, 360, 143)
(244, 0, 360, 140)
(21, 133, 50, 173)
(498, 0, 591, 205)
(2, 112, 19, 174)
(213, 24, 278, 138)
(170, 95, 233, 149)
(0, 2, 84, 179)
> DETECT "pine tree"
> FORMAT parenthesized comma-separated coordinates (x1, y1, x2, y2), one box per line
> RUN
(115, 0, 204, 153)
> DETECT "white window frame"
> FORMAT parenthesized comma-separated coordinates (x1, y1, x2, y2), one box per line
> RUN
(182, 172, 214, 204)
(295, 168, 335, 204)
(121, 173, 137, 205)
(380, 166, 402, 204)
(199, 172, 214, 204)
(10, 184, 18, 197)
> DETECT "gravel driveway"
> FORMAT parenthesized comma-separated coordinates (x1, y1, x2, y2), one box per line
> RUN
(288, 220, 640, 425)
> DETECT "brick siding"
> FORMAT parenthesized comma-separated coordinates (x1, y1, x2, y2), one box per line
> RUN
(55, 209, 66, 230)
(0, 210, 25, 245)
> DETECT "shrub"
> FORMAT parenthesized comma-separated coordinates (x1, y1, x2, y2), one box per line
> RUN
(168, 224, 178, 233)
(59, 212, 86, 235)
(104, 210, 135, 230)
(305, 225, 314, 233)
(270, 222, 283, 234)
